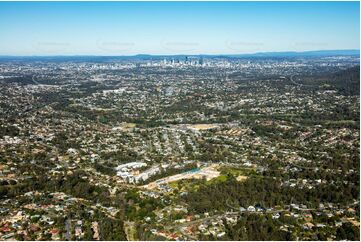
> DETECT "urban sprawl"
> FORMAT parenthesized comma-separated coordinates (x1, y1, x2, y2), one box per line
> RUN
(0, 55, 360, 241)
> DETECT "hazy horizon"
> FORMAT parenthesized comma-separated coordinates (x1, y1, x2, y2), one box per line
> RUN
(0, 49, 359, 58)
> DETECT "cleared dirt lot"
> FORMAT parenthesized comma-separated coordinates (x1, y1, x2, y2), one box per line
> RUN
(187, 124, 219, 130)
(142, 165, 220, 190)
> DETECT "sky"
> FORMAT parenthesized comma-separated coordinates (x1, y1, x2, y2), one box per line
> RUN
(0, 1, 359, 55)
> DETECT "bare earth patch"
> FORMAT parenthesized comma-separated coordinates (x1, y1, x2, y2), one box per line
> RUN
(142, 165, 220, 190)
(236, 175, 248, 182)
(187, 124, 218, 130)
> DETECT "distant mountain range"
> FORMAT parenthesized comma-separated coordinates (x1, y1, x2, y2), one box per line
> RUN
(0, 49, 359, 62)
(228, 49, 360, 57)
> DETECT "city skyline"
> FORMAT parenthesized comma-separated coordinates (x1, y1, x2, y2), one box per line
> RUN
(0, 1, 359, 56)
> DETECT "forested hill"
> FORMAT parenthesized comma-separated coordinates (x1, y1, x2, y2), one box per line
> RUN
(331, 65, 360, 96)
(300, 65, 360, 96)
